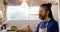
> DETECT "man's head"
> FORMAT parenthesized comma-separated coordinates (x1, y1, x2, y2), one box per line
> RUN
(39, 3, 54, 20)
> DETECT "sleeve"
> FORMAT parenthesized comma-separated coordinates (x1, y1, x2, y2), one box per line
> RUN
(48, 21, 59, 32)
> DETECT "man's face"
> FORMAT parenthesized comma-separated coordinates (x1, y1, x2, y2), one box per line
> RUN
(39, 7, 46, 20)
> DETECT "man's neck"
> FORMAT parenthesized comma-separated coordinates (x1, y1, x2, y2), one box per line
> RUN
(44, 16, 51, 22)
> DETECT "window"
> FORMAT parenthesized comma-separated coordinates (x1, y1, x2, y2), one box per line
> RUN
(6, 6, 39, 20)
(29, 6, 39, 20)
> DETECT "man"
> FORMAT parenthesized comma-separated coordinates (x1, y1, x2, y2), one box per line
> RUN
(35, 3, 59, 32)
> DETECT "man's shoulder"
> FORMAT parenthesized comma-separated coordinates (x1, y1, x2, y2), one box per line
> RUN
(49, 19, 58, 25)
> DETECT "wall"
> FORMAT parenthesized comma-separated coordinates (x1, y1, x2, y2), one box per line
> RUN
(0, 0, 3, 22)
(51, 5, 58, 21)
(59, 1, 60, 32)
(0, 0, 3, 10)
(0, 0, 6, 22)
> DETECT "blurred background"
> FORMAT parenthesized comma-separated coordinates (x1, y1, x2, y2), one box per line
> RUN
(0, 0, 59, 32)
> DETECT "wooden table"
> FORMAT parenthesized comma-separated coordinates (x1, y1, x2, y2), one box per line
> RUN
(17, 25, 33, 32)
(17, 30, 33, 32)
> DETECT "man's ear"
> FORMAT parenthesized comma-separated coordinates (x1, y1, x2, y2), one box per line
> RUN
(46, 11, 49, 16)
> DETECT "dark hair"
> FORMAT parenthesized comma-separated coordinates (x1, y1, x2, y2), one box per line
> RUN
(40, 3, 54, 20)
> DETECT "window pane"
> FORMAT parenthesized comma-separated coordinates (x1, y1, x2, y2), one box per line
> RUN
(6, 6, 29, 20)
(6, 6, 39, 20)
(29, 6, 39, 20)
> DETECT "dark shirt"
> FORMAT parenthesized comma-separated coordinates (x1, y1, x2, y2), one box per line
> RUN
(35, 19, 59, 32)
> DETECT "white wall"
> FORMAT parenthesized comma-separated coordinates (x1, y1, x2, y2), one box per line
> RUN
(58, 11, 60, 32)
(59, 2, 60, 32)
(51, 5, 58, 21)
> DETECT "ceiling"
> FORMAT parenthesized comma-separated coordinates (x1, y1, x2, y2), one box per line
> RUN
(5, 0, 58, 6)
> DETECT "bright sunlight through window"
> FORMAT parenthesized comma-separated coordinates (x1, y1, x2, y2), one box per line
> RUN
(6, 2, 39, 20)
